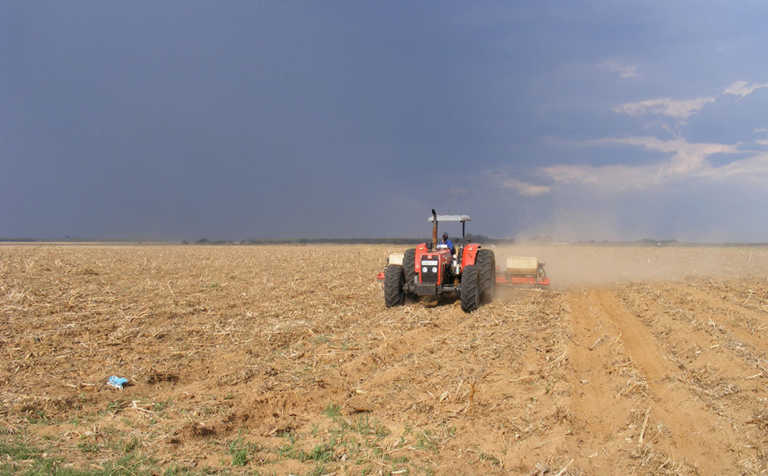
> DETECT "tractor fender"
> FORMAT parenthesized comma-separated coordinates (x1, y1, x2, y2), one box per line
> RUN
(461, 244, 482, 268)
(387, 253, 404, 266)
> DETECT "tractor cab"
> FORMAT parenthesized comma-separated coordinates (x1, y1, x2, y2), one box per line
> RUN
(427, 212, 470, 275)
(428, 213, 470, 247)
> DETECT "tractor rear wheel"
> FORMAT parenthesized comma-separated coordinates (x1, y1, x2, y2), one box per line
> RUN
(477, 249, 496, 302)
(460, 265, 480, 312)
(403, 249, 416, 295)
(384, 265, 405, 307)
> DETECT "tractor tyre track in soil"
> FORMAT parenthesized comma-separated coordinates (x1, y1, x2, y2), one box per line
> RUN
(567, 289, 638, 473)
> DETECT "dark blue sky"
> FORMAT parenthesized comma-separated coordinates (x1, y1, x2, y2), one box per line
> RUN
(4, 1, 768, 240)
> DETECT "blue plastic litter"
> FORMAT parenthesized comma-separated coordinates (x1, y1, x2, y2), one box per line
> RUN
(107, 376, 129, 390)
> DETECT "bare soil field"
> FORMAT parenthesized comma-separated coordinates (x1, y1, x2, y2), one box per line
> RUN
(1, 244, 768, 475)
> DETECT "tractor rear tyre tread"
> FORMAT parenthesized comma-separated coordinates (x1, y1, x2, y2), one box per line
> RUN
(384, 265, 405, 307)
(460, 265, 480, 312)
(477, 249, 496, 302)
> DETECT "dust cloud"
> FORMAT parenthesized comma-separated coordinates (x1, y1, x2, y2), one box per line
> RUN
(494, 245, 768, 288)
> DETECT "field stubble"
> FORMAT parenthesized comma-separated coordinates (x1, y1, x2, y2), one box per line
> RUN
(1, 244, 768, 474)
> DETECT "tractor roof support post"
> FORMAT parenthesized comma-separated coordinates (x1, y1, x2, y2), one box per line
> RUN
(462, 221, 465, 241)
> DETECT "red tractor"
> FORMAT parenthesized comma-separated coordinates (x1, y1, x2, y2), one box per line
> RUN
(379, 210, 496, 312)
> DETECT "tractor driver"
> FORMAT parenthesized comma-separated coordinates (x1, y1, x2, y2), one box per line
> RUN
(441, 232, 455, 255)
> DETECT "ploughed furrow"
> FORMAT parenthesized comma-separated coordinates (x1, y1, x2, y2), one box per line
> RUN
(618, 282, 768, 473)
(567, 289, 744, 474)
(332, 289, 574, 474)
(690, 277, 768, 323)
(679, 281, 768, 355)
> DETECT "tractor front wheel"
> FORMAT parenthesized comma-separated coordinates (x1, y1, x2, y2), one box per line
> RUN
(460, 265, 480, 312)
(384, 265, 405, 307)
(403, 248, 416, 296)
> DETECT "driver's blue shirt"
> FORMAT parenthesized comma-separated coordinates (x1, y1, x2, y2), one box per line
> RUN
(442, 239, 455, 254)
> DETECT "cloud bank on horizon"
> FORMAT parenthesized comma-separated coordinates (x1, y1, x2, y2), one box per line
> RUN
(499, 75, 768, 221)
(487, 2, 768, 241)
(2, 1, 768, 241)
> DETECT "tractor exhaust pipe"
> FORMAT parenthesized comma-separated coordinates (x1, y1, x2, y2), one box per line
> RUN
(431, 209, 438, 250)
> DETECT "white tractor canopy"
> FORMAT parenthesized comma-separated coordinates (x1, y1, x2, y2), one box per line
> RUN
(427, 214, 471, 223)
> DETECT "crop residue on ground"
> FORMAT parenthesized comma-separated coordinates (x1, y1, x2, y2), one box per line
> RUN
(1, 244, 767, 474)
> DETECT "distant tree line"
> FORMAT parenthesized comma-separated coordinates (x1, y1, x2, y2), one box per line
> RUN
(188, 234, 510, 245)
(5, 236, 768, 247)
